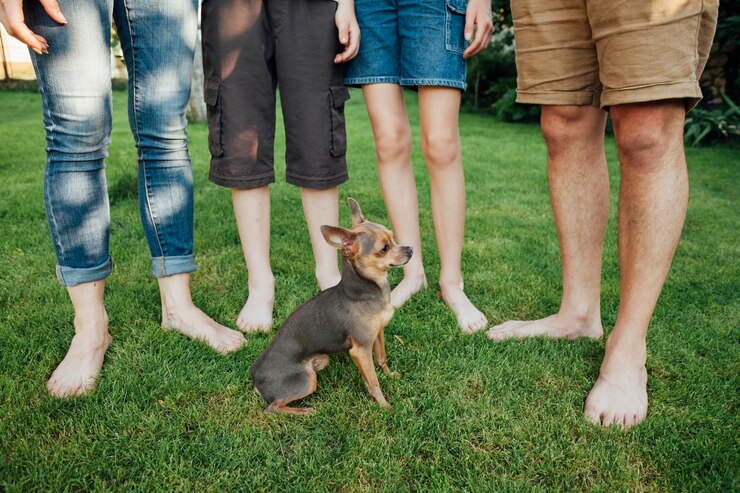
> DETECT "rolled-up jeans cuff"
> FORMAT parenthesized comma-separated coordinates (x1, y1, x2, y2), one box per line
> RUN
(56, 257, 112, 287)
(151, 254, 197, 279)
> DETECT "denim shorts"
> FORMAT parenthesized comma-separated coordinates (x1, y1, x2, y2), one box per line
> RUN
(345, 0, 468, 91)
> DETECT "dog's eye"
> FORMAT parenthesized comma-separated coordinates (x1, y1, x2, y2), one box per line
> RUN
(380, 244, 390, 254)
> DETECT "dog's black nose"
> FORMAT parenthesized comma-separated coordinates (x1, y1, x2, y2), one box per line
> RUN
(404, 246, 413, 257)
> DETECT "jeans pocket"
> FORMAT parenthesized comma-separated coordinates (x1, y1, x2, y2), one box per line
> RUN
(329, 86, 350, 157)
(205, 78, 224, 157)
(445, 0, 467, 54)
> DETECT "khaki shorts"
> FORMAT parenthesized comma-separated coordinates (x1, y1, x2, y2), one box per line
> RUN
(512, 0, 719, 110)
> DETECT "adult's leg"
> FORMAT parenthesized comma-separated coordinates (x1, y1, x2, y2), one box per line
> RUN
(487, 105, 608, 340)
(362, 83, 427, 307)
(25, 0, 115, 397)
(417, 86, 486, 333)
(232, 186, 274, 332)
(47, 282, 111, 397)
(585, 100, 687, 428)
(113, 0, 244, 352)
(301, 187, 341, 290)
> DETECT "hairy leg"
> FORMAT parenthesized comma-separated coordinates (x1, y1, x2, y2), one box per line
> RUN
(232, 186, 274, 332)
(301, 187, 341, 290)
(159, 273, 245, 354)
(47, 281, 111, 398)
(488, 105, 608, 340)
(585, 100, 687, 429)
(362, 84, 427, 308)
(418, 86, 486, 333)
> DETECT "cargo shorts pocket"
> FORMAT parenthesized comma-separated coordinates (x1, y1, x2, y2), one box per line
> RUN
(329, 86, 350, 158)
(205, 78, 224, 157)
(445, 0, 467, 54)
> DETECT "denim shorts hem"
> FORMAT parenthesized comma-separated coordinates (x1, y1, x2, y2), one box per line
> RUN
(286, 170, 349, 189)
(209, 170, 276, 190)
(344, 76, 400, 87)
(152, 254, 197, 279)
(56, 257, 112, 287)
(399, 78, 466, 91)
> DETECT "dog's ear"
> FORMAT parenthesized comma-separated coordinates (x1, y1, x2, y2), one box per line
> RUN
(321, 225, 359, 257)
(347, 198, 366, 227)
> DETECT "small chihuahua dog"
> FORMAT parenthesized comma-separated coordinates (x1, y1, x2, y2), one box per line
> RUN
(251, 198, 412, 415)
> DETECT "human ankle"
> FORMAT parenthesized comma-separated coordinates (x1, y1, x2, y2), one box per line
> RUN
(558, 304, 601, 328)
(439, 277, 464, 292)
(603, 331, 647, 369)
(72, 307, 108, 332)
(248, 272, 275, 293)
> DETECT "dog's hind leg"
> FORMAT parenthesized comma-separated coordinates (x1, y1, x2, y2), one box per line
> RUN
(263, 363, 318, 416)
(372, 328, 398, 377)
(265, 402, 316, 416)
(312, 354, 330, 371)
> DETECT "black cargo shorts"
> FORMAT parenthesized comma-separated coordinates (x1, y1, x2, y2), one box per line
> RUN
(201, 0, 350, 189)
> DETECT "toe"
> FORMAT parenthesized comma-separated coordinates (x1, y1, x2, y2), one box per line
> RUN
(491, 320, 526, 331)
(486, 327, 508, 340)
(584, 406, 601, 426)
(602, 412, 619, 427)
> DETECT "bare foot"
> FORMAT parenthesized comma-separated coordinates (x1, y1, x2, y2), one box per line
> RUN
(163, 304, 245, 355)
(440, 281, 487, 334)
(584, 339, 648, 429)
(391, 274, 427, 308)
(47, 312, 111, 398)
(236, 277, 274, 333)
(486, 313, 603, 341)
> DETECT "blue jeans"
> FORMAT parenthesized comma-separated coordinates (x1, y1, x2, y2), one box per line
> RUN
(25, 0, 199, 287)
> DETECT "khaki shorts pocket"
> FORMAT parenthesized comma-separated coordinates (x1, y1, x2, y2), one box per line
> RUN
(329, 86, 350, 158)
(205, 79, 224, 158)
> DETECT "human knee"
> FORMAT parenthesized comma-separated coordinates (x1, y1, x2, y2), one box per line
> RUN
(612, 103, 684, 167)
(420, 130, 459, 170)
(374, 123, 412, 164)
(46, 114, 110, 166)
(540, 106, 602, 156)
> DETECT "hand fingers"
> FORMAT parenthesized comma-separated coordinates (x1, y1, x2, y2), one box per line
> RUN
(34, 33, 49, 47)
(463, 17, 493, 59)
(464, 9, 475, 42)
(463, 26, 485, 58)
(39, 0, 67, 24)
(8, 21, 48, 54)
(337, 21, 349, 47)
(345, 24, 360, 60)
(334, 24, 360, 63)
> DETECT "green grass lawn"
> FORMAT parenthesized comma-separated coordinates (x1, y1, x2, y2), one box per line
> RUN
(1, 89, 738, 492)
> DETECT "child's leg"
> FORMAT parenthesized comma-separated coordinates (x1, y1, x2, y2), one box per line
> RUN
(232, 186, 275, 332)
(269, 0, 348, 290)
(201, 0, 278, 332)
(418, 86, 487, 333)
(301, 187, 341, 290)
(361, 84, 427, 308)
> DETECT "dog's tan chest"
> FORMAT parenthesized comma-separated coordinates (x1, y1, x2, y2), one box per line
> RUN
(379, 304, 394, 327)
(368, 304, 394, 335)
